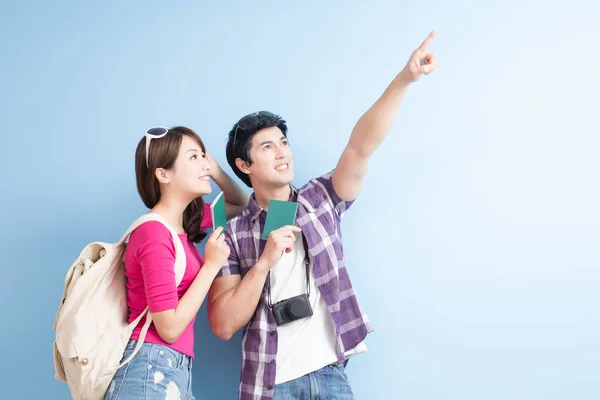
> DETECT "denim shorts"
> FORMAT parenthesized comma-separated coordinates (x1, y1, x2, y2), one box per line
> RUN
(104, 339, 195, 400)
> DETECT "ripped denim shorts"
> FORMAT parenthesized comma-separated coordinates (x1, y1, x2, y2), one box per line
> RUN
(104, 339, 195, 400)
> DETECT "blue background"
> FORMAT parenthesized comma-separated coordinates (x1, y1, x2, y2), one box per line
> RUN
(1, 1, 599, 399)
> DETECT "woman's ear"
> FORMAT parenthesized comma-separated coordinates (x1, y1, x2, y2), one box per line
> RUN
(155, 168, 170, 184)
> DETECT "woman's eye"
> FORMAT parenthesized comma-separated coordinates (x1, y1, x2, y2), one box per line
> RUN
(190, 155, 197, 160)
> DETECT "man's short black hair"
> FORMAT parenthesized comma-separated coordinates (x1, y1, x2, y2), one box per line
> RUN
(225, 111, 288, 188)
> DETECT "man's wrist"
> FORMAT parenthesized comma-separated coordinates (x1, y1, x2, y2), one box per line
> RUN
(394, 71, 413, 88)
(253, 258, 271, 275)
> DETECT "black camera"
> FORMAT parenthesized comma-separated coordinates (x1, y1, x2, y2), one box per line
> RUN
(272, 293, 313, 326)
(268, 233, 314, 326)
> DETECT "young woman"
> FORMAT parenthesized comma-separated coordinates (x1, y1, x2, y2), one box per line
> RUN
(104, 126, 248, 400)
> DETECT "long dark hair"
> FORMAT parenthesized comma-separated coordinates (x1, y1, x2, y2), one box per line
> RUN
(135, 126, 207, 243)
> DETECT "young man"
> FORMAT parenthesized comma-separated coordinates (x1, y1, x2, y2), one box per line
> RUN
(207, 30, 438, 399)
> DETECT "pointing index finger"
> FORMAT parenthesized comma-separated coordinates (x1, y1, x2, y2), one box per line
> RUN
(418, 29, 437, 51)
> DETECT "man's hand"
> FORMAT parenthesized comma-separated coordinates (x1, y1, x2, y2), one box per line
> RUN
(398, 29, 438, 84)
(258, 225, 302, 269)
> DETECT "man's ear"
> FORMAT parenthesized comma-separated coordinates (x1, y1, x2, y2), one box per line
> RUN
(155, 168, 170, 184)
(235, 158, 251, 175)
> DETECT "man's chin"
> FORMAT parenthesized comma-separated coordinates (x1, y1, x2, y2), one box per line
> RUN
(281, 175, 294, 186)
(269, 176, 294, 189)
(252, 173, 294, 191)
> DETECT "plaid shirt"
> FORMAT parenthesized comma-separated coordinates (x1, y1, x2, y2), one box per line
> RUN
(217, 171, 373, 400)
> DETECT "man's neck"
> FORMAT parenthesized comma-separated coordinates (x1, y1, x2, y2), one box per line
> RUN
(254, 184, 292, 211)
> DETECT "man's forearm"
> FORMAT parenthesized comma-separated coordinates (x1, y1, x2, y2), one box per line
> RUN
(209, 261, 270, 340)
(332, 75, 411, 201)
(334, 30, 437, 201)
(348, 29, 438, 160)
(348, 75, 410, 158)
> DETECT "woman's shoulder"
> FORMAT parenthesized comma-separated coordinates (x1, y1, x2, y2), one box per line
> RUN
(128, 220, 174, 249)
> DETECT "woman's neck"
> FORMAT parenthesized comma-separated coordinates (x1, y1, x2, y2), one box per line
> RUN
(150, 191, 190, 233)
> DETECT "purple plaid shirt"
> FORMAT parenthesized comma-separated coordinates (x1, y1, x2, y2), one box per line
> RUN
(217, 171, 373, 400)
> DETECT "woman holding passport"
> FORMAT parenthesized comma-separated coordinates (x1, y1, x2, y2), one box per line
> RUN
(104, 126, 247, 400)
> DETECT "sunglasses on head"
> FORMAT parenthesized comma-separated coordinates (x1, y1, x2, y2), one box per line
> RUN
(232, 111, 277, 146)
(144, 126, 170, 168)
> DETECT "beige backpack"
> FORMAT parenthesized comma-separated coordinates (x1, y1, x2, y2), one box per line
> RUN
(53, 213, 186, 400)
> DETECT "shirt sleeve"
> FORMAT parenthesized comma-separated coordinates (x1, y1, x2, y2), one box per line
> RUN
(200, 202, 212, 231)
(311, 169, 355, 218)
(129, 221, 179, 313)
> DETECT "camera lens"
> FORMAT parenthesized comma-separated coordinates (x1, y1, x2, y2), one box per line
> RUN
(289, 298, 309, 317)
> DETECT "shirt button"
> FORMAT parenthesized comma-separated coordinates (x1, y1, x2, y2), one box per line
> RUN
(270, 359, 276, 364)
(267, 385, 273, 390)
(269, 331, 275, 336)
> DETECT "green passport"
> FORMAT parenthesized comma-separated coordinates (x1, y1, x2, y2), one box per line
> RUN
(210, 191, 227, 234)
(262, 200, 298, 239)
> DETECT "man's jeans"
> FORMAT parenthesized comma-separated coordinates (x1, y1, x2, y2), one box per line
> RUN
(273, 364, 354, 399)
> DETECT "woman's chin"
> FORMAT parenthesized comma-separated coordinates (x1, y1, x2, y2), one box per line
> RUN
(196, 186, 212, 197)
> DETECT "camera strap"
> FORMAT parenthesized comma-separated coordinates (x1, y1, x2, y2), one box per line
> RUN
(267, 233, 311, 308)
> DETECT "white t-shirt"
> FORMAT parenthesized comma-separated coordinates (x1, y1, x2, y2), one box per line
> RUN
(270, 232, 367, 385)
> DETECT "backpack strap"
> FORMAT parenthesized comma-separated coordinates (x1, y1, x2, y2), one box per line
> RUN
(117, 213, 187, 368)
(117, 213, 187, 285)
